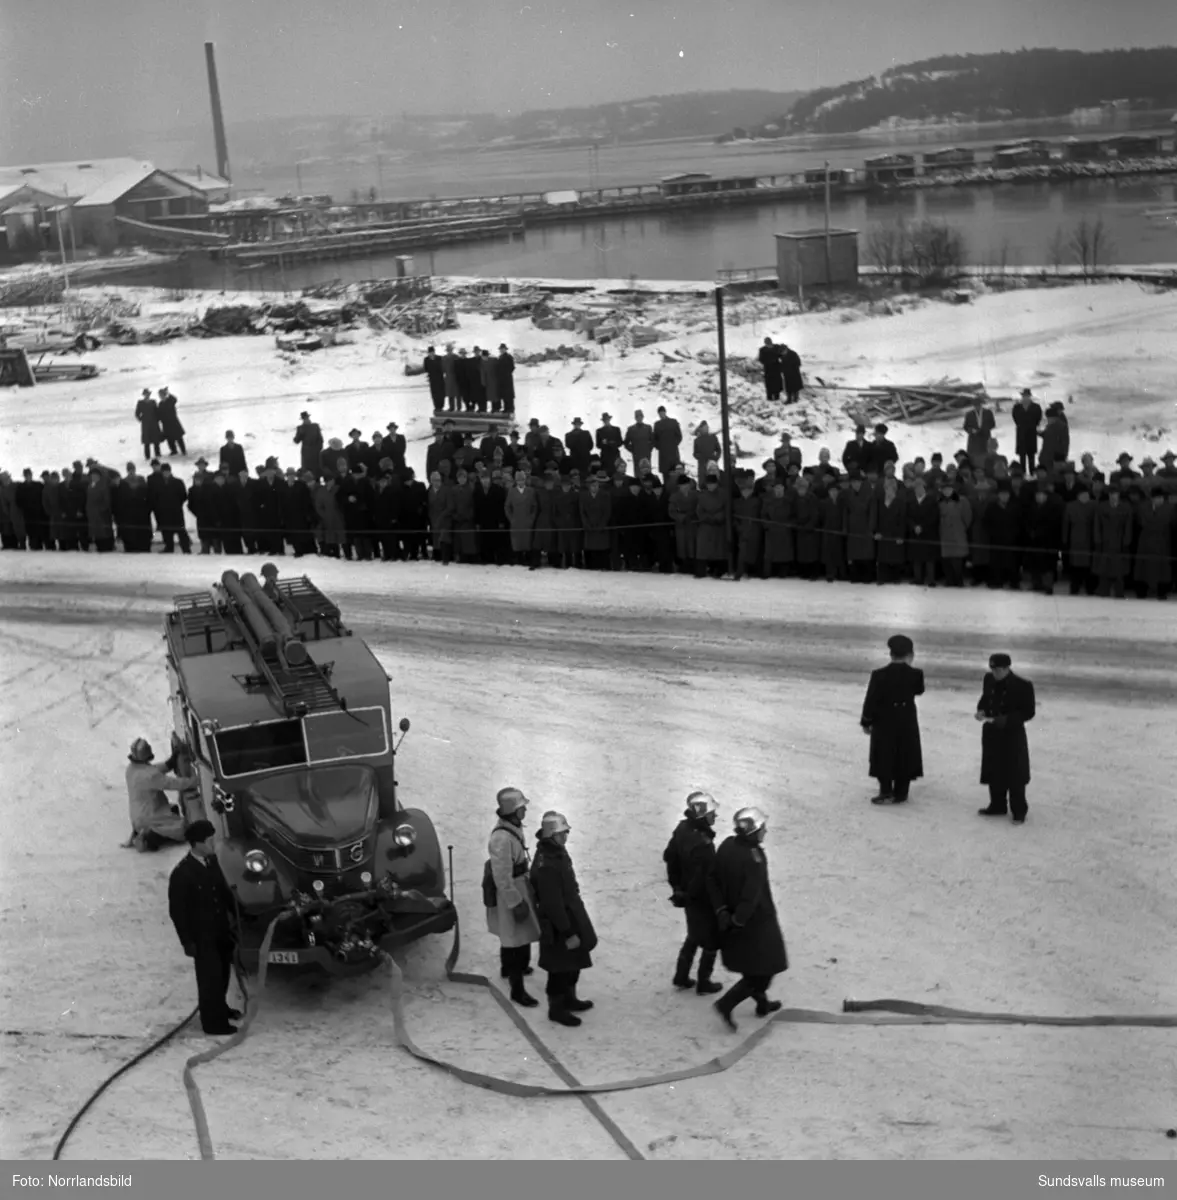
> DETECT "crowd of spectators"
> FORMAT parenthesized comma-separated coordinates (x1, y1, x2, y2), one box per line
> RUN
(1, 390, 1174, 600)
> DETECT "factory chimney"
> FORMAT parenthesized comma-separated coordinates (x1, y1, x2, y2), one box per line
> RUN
(204, 42, 231, 183)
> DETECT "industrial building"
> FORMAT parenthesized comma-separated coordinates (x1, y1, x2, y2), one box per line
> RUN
(0, 158, 226, 258)
(921, 147, 976, 173)
(659, 172, 759, 197)
(862, 154, 917, 185)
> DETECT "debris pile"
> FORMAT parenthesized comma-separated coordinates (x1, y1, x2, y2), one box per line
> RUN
(835, 379, 992, 427)
(513, 344, 598, 366)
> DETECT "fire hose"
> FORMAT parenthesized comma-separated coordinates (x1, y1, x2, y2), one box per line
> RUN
(53, 907, 1177, 1162)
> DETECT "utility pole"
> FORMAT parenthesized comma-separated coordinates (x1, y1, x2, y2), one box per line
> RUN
(715, 286, 736, 578)
(56, 194, 71, 295)
(296, 161, 303, 196)
(823, 159, 833, 288)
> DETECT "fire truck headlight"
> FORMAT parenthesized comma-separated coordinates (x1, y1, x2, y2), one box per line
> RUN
(312, 879, 325, 894)
(360, 871, 373, 885)
(393, 823, 416, 849)
(243, 850, 270, 875)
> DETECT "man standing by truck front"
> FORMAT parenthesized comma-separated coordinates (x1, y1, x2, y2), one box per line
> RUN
(168, 820, 242, 1037)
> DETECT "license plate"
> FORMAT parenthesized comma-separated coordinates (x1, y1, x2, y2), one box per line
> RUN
(267, 951, 300, 964)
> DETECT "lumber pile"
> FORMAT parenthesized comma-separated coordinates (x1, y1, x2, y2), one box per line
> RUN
(838, 381, 990, 426)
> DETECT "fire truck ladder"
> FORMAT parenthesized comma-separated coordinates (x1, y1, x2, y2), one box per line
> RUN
(221, 573, 344, 718)
(170, 591, 237, 656)
(273, 576, 348, 642)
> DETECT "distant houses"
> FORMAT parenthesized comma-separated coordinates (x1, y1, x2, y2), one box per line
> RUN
(0, 157, 228, 259)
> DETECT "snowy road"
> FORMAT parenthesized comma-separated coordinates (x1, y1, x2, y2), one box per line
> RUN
(1, 556, 1175, 1160)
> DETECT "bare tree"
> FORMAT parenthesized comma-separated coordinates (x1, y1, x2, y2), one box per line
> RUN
(908, 219, 967, 285)
(1089, 215, 1114, 275)
(1069, 217, 1092, 280)
(1046, 226, 1068, 276)
(865, 219, 906, 276)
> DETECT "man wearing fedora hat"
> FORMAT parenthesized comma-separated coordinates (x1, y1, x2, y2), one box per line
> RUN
(975, 653, 1035, 825)
(135, 389, 164, 461)
(293, 409, 323, 476)
(1012, 388, 1043, 472)
(595, 412, 623, 476)
(378, 422, 406, 474)
(860, 635, 925, 805)
(564, 417, 593, 475)
(1156, 450, 1177, 484)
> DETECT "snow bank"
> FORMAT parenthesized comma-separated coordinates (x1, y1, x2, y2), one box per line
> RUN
(2, 281, 1174, 483)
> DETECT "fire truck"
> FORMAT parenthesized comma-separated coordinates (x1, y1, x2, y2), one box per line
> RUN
(163, 570, 456, 975)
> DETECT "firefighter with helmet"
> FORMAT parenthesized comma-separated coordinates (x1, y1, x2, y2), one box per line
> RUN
(708, 806, 789, 1031)
(484, 786, 542, 1008)
(529, 810, 598, 1028)
(122, 737, 197, 852)
(663, 791, 724, 995)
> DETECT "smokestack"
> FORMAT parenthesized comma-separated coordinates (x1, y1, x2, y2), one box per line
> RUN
(204, 42, 231, 183)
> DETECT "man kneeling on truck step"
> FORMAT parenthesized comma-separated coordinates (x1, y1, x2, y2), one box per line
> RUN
(123, 737, 196, 851)
(168, 820, 242, 1037)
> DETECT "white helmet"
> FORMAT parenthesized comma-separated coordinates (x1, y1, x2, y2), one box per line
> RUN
(539, 811, 571, 838)
(496, 786, 529, 816)
(685, 791, 717, 818)
(733, 807, 768, 837)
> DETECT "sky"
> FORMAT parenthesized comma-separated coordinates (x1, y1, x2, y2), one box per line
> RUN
(2, 0, 1176, 163)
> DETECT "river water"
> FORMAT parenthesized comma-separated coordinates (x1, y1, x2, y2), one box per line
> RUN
(180, 113, 1177, 288)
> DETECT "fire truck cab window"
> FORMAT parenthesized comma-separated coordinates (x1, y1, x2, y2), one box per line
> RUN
(215, 720, 308, 777)
(304, 708, 387, 763)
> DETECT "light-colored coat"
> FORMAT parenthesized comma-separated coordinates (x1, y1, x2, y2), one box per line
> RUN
(485, 819, 541, 948)
(125, 762, 189, 839)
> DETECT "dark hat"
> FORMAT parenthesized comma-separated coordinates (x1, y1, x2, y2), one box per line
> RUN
(299, 410, 310, 419)
(1117, 453, 1133, 463)
(594, 470, 608, 481)
(1161, 450, 1176, 461)
(988, 653, 1012, 669)
(349, 428, 362, 437)
(601, 412, 612, 420)
(1020, 388, 1032, 397)
(529, 418, 539, 427)
(185, 820, 216, 844)
(387, 421, 399, 430)
(1062, 461, 1076, 473)
(887, 634, 914, 658)
(264, 456, 279, 469)
(874, 423, 888, 435)
(847, 467, 863, 481)
(855, 423, 866, 434)
(657, 405, 667, 414)
(160, 463, 173, 473)
(676, 473, 691, 486)
(572, 417, 583, 425)
(195, 457, 209, 467)
(705, 473, 719, 483)
(996, 481, 1011, 494)
(930, 452, 943, 462)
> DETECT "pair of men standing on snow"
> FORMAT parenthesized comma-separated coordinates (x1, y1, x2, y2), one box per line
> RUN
(485, 788, 597, 1027)
(860, 636, 1036, 823)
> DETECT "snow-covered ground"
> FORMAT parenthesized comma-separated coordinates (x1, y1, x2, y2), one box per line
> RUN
(1, 279, 1175, 479)
(1, 556, 1175, 1161)
(1, 279, 1176, 1162)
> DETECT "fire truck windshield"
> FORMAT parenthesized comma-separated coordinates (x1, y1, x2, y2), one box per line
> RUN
(241, 765, 379, 846)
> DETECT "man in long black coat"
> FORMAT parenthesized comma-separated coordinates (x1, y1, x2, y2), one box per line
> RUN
(708, 807, 787, 1031)
(975, 653, 1036, 825)
(758, 338, 783, 401)
(167, 820, 241, 1036)
(781, 344, 803, 404)
(135, 390, 163, 460)
(423, 346, 446, 410)
(860, 634, 925, 805)
(496, 345, 516, 415)
(154, 465, 192, 553)
(293, 412, 324, 476)
(1011, 389, 1043, 472)
(530, 811, 598, 1028)
(663, 791, 723, 995)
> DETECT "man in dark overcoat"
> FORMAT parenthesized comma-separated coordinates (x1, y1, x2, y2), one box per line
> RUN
(293, 411, 324, 476)
(1011, 388, 1043, 472)
(564, 418, 594, 476)
(157, 387, 187, 456)
(663, 791, 723, 995)
(168, 820, 242, 1036)
(219, 431, 248, 478)
(135, 389, 163, 460)
(708, 807, 787, 1031)
(860, 634, 925, 805)
(975, 653, 1036, 825)
(496, 344, 516, 415)
(423, 346, 446, 409)
(780, 344, 803, 404)
(154, 464, 192, 553)
(758, 338, 783, 401)
(529, 811, 597, 1028)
